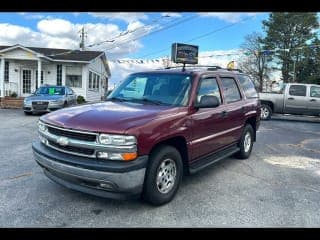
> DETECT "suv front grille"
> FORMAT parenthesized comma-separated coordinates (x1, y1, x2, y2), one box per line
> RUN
(48, 140, 95, 156)
(48, 126, 97, 142)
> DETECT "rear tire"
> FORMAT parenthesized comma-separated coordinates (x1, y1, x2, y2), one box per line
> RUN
(260, 104, 272, 120)
(235, 124, 254, 159)
(24, 111, 32, 115)
(142, 145, 183, 206)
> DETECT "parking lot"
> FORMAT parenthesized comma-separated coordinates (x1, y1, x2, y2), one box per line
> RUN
(0, 108, 319, 227)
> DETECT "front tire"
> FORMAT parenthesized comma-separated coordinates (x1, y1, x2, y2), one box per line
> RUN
(236, 124, 254, 159)
(142, 145, 183, 206)
(260, 104, 272, 120)
(24, 111, 32, 115)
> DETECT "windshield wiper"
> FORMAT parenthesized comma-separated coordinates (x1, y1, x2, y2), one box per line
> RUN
(107, 97, 127, 102)
(139, 98, 168, 105)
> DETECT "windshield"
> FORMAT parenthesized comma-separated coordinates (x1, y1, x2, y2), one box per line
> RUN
(108, 73, 193, 106)
(35, 86, 65, 95)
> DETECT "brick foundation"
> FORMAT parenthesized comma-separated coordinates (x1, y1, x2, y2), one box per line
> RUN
(0, 97, 24, 109)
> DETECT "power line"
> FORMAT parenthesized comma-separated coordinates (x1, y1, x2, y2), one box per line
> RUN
(101, 14, 199, 53)
(139, 15, 257, 59)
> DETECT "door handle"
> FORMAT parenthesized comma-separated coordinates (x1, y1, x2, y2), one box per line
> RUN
(310, 99, 317, 102)
(288, 97, 294, 100)
(221, 110, 228, 118)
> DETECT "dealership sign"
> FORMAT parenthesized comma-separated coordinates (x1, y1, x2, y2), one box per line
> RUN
(171, 43, 199, 64)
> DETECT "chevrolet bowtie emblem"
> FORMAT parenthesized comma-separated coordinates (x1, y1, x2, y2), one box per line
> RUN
(57, 137, 69, 146)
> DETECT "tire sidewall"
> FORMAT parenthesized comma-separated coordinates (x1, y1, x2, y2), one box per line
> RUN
(143, 145, 183, 205)
(238, 125, 254, 159)
(261, 104, 272, 120)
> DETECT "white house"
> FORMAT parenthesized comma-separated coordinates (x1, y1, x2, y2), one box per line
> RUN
(0, 44, 111, 102)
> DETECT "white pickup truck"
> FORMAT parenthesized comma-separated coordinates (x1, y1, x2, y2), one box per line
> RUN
(259, 83, 320, 120)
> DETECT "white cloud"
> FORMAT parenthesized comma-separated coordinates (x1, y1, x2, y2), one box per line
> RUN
(198, 13, 258, 23)
(37, 19, 74, 37)
(89, 12, 148, 23)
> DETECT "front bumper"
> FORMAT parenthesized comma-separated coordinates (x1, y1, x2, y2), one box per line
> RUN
(32, 140, 148, 200)
(23, 102, 64, 113)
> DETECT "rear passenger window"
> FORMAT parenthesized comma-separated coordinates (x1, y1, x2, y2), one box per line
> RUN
(289, 85, 306, 96)
(197, 77, 222, 104)
(310, 86, 320, 98)
(220, 77, 241, 103)
(237, 75, 258, 98)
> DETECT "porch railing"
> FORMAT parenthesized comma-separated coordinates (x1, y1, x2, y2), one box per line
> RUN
(4, 82, 18, 96)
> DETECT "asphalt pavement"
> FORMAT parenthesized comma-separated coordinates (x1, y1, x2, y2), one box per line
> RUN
(0, 109, 319, 227)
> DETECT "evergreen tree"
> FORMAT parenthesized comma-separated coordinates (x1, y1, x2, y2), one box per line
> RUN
(262, 12, 319, 83)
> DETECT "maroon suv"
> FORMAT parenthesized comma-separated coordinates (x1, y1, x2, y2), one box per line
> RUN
(32, 66, 261, 205)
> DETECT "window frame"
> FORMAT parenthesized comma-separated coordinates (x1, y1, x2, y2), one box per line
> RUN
(195, 75, 223, 106)
(57, 64, 62, 86)
(4, 61, 9, 82)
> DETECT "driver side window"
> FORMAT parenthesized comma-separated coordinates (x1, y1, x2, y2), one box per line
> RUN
(197, 77, 222, 104)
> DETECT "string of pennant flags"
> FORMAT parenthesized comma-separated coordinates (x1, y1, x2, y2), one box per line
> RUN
(109, 44, 320, 64)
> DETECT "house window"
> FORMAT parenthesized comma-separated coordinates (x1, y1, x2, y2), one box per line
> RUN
(57, 64, 62, 86)
(4, 61, 9, 82)
(66, 75, 82, 88)
(88, 71, 100, 91)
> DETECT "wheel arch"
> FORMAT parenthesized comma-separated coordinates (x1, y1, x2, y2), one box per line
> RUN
(149, 136, 190, 175)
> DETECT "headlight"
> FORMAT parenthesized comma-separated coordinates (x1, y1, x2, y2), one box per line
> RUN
(38, 121, 47, 132)
(98, 134, 136, 146)
(24, 99, 31, 104)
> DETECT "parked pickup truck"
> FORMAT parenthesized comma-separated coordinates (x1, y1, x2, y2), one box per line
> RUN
(259, 83, 320, 120)
(32, 66, 261, 205)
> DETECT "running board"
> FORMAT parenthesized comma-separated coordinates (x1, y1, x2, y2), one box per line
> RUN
(189, 145, 240, 174)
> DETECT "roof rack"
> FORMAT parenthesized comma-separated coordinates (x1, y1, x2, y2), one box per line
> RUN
(158, 65, 243, 73)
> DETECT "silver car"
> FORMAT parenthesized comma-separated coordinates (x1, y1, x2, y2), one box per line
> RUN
(23, 85, 77, 115)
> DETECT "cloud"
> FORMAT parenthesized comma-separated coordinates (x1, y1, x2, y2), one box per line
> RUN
(0, 18, 147, 58)
(198, 13, 258, 23)
(37, 19, 74, 37)
(89, 12, 148, 23)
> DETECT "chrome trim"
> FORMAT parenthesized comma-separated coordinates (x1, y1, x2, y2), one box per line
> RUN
(38, 121, 137, 158)
(45, 140, 97, 158)
(190, 125, 242, 145)
(44, 122, 99, 139)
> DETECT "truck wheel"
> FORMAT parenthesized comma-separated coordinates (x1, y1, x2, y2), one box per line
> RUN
(261, 104, 272, 120)
(142, 145, 183, 206)
(235, 124, 254, 159)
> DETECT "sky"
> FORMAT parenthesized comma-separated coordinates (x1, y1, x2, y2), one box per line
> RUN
(0, 12, 271, 88)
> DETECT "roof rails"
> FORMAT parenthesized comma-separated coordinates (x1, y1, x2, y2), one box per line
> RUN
(161, 65, 243, 73)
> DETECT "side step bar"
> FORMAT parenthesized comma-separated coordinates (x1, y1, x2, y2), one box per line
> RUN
(189, 144, 240, 174)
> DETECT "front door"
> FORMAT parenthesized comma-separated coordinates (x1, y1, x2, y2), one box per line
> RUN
(190, 76, 229, 160)
(21, 69, 32, 97)
(284, 84, 308, 115)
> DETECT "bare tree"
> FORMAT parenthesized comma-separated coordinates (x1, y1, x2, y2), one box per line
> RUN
(239, 32, 271, 92)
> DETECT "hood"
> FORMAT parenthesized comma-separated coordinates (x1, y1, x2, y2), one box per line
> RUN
(41, 101, 181, 134)
(26, 94, 64, 101)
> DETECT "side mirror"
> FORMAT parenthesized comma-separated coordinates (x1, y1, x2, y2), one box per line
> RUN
(195, 95, 220, 108)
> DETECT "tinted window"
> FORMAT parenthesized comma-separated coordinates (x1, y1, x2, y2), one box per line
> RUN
(310, 86, 320, 98)
(197, 77, 222, 104)
(237, 75, 258, 98)
(220, 77, 241, 103)
(289, 85, 306, 96)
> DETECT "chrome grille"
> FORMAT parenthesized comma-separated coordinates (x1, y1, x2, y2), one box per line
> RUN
(48, 126, 97, 142)
(48, 140, 95, 156)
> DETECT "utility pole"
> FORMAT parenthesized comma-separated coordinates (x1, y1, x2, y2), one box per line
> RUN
(79, 27, 87, 51)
